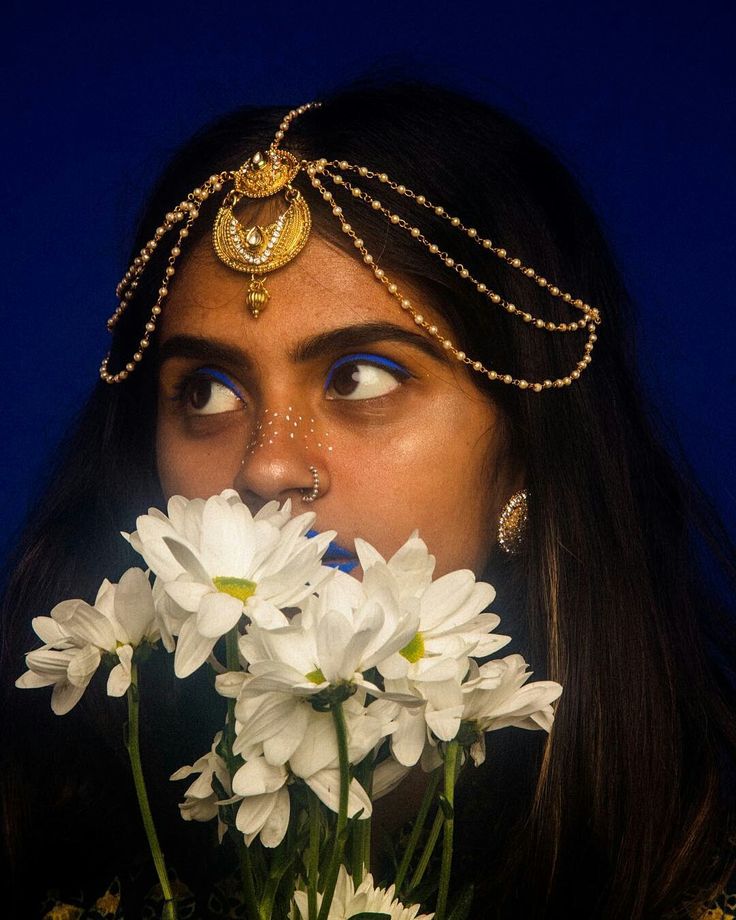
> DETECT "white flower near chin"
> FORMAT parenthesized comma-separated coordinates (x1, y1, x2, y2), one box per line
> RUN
(460, 654, 563, 765)
(15, 568, 160, 715)
(170, 732, 231, 841)
(125, 490, 336, 678)
(237, 574, 419, 701)
(292, 865, 434, 920)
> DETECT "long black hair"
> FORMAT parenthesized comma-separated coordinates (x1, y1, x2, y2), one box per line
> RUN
(3, 81, 735, 918)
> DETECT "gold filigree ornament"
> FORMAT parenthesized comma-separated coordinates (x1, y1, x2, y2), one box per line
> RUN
(100, 101, 602, 386)
(212, 149, 311, 317)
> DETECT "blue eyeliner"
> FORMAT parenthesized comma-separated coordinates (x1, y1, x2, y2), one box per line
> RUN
(180, 366, 244, 401)
(323, 352, 410, 391)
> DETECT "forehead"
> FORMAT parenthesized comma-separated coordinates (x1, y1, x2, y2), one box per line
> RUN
(159, 231, 455, 358)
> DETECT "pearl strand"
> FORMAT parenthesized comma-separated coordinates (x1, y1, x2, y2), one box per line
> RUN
(100, 172, 227, 383)
(320, 159, 600, 327)
(308, 165, 597, 391)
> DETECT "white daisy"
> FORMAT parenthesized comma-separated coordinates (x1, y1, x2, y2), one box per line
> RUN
(16, 567, 159, 714)
(292, 865, 434, 920)
(126, 491, 336, 677)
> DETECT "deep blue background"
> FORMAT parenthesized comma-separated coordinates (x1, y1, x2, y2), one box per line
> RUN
(3, 0, 735, 557)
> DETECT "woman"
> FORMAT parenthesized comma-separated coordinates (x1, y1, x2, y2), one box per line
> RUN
(2, 82, 735, 918)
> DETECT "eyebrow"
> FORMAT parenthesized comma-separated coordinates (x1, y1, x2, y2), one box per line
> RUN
(157, 322, 449, 370)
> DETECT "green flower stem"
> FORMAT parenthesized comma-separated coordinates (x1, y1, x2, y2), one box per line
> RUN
(394, 766, 442, 895)
(223, 628, 262, 920)
(125, 661, 177, 918)
(435, 741, 461, 920)
(239, 844, 262, 920)
(351, 758, 373, 885)
(308, 791, 321, 920)
(316, 701, 350, 920)
(408, 807, 443, 893)
(224, 629, 240, 762)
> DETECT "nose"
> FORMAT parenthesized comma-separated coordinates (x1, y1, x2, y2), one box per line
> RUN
(235, 406, 329, 511)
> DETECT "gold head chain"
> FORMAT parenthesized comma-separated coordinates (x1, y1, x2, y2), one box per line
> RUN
(100, 102, 601, 390)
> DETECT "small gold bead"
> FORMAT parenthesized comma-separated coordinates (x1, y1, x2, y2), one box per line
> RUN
(401, 298, 411, 309)
(523, 313, 532, 322)
(503, 374, 512, 384)
(353, 239, 364, 248)
(390, 214, 400, 224)
(339, 160, 349, 169)
(351, 187, 362, 197)
(491, 294, 501, 303)
(363, 254, 374, 265)
(410, 228, 421, 237)
(497, 248, 507, 258)
(429, 244, 439, 254)
(524, 268, 535, 277)
(483, 239, 492, 248)
(456, 350, 466, 361)
(375, 268, 385, 278)
(536, 319, 544, 328)
(397, 184, 406, 194)
(563, 293, 572, 302)
(152, 306, 161, 315)
(533, 383, 543, 392)
(371, 200, 382, 210)
(511, 258, 521, 268)
(414, 314, 424, 324)
(546, 322, 555, 331)
(379, 173, 388, 182)
(450, 217, 461, 227)
(538, 277, 547, 287)
(549, 286, 559, 296)
(518, 380, 529, 389)
(416, 195, 426, 204)
(445, 258, 455, 267)
(358, 166, 368, 176)
(473, 361, 483, 371)
(442, 339, 453, 350)
(133, 352, 143, 362)
(460, 268, 469, 278)
(467, 228, 477, 237)
(428, 324, 438, 335)
(388, 284, 398, 294)
(477, 283, 487, 293)
(434, 206, 444, 215)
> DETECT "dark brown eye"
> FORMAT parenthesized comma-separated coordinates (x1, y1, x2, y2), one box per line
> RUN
(178, 373, 244, 415)
(325, 357, 409, 401)
(330, 362, 362, 397)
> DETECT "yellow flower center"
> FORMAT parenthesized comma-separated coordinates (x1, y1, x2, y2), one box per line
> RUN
(212, 576, 257, 603)
(305, 668, 326, 684)
(400, 632, 425, 663)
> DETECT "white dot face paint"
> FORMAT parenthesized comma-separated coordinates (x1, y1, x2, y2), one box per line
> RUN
(246, 408, 334, 456)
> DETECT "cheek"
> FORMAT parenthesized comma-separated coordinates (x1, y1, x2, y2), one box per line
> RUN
(156, 415, 244, 499)
(326, 405, 499, 576)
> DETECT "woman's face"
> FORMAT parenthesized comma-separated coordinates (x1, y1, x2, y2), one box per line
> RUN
(156, 233, 510, 577)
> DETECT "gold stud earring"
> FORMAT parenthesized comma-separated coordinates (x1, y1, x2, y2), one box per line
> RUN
(498, 490, 529, 554)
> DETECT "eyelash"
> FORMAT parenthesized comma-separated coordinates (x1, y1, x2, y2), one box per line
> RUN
(171, 367, 245, 409)
(323, 353, 412, 395)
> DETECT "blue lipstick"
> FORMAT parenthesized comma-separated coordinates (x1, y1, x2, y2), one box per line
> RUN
(307, 529, 359, 573)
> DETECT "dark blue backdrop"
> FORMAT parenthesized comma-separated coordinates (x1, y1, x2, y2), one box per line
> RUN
(3, 0, 735, 557)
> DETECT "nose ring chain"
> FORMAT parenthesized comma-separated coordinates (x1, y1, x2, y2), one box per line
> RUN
(301, 466, 320, 504)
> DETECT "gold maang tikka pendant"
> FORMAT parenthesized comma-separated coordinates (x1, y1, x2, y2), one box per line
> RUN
(213, 149, 311, 317)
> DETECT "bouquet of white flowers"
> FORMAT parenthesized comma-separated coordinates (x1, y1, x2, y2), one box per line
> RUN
(17, 490, 562, 920)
